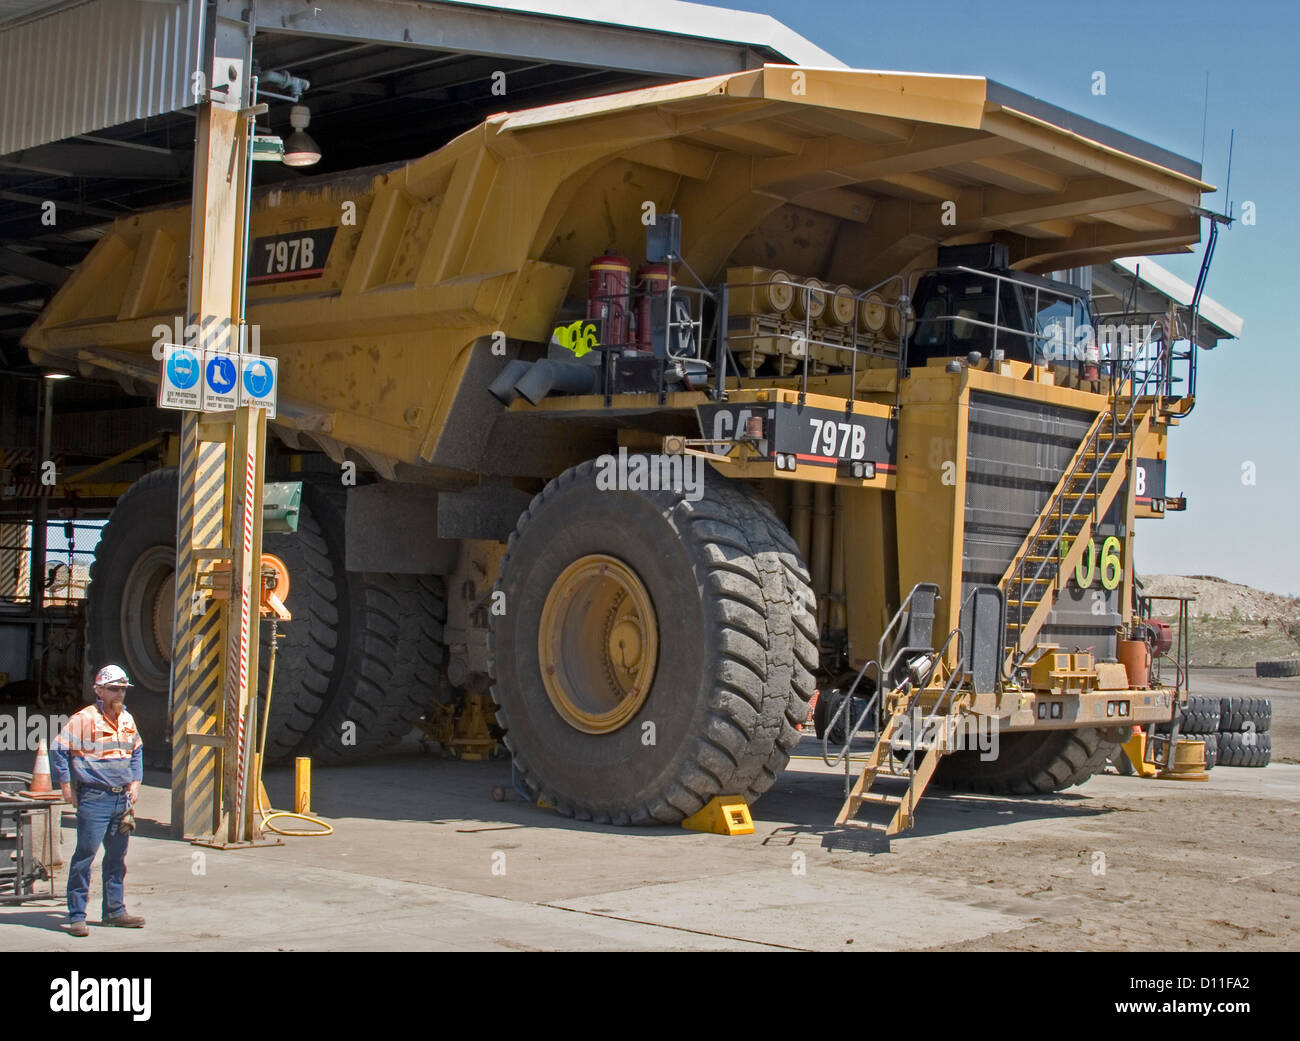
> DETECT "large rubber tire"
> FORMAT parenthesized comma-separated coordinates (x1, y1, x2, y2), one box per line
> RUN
(1218, 697, 1272, 734)
(1255, 659, 1300, 678)
(748, 494, 819, 791)
(1217, 731, 1271, 767)
(1176, 695, 1221, 735)
(934, 727, 1123, 795)
(489, 458, 817, 825)
(85, 469, 181, 767)
(86, 470, 345, 768)
(287, 483, 446, 764)
(259, 482, 341, 761)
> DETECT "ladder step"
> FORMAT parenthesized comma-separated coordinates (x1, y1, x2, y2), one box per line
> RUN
(840, 819, 889, 833)
(852, 791, 904, 807)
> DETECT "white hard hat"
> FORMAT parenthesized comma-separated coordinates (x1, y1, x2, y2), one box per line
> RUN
(94, 664, 134, 688)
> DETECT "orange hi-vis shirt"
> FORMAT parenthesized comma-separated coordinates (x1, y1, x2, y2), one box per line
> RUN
(50, 700, 144, 789)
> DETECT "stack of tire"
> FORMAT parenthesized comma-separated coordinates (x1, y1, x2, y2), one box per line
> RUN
(1167, 695, 1273, 770)
(1216, 696, 1272, 767)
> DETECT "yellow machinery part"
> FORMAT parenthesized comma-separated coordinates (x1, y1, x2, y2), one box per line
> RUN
(681, 796, 754, 836)
(1158, 738, 1210, 782)
(419, 690, 501, 760)
(537, 554, 657, 735)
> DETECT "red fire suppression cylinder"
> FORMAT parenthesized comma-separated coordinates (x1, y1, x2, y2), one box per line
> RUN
(635, 264, 669, 352)
(587, 253, 632, 349)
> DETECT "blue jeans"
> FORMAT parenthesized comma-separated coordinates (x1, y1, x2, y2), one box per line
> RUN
(67, 786, 131, 923)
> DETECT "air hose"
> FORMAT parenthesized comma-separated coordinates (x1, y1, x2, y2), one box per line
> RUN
(255, 619, 333, 837)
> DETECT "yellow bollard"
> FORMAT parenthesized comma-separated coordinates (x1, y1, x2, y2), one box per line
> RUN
(295, 757, 311, 815)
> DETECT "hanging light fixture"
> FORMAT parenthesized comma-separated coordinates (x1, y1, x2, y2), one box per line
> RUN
(282, 104, 321, 167)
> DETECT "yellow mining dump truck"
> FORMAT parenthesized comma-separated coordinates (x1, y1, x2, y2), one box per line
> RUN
(24, 67, 1215, 829)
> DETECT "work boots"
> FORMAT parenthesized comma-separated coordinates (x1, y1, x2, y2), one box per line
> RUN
(103, 913, 146, 928)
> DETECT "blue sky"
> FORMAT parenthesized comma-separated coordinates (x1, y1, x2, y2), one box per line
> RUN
(718, 0, 1300, 595)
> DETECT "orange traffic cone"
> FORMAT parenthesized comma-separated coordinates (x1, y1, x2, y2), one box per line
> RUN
(20, 738, 61, 800)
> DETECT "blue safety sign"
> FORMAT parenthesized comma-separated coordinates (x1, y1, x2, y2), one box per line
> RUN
(202, 351, 239, 411)
(238, 355, 278, 418)
(207, 354, 236, 393)
(159, 344, 202, 410)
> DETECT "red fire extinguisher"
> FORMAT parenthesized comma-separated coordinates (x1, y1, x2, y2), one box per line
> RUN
(635, 264, 669, 353)
(587, 253, 632, 349)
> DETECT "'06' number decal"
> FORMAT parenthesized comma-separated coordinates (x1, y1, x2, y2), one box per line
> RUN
(1060, 535, 1123, 590)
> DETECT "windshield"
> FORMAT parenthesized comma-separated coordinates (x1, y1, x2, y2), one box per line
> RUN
(909, 276, 1026, 363)
(1035, 294, 1094, 364)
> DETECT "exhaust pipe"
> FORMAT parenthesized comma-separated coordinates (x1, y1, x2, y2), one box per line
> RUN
(490, 358, 600, 406)
(487, 360, 534, 405)
(514, 359, 598, 405)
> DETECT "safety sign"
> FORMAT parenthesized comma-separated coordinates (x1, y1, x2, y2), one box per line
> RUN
(159, 344, 203, 410)
(160, 345, 279, 418)
(239, 355, 278, 419)
(202, 351, 239, 412)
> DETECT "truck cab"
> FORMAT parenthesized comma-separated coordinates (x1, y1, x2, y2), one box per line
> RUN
(908, 244, 1095, 380)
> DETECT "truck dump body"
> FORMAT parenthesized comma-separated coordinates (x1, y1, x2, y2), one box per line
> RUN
(24, 66, 1209, 482)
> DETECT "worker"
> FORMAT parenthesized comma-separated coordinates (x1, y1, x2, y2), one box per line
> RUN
(49, 664, 147, 937)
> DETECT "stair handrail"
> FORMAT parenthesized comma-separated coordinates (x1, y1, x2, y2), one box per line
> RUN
(892, 623, 965, 773)
(824, 582, 947, 792)
(1115, 319, 1168, 429)
(885, 623, 970, 823)
(821, 658, 882, 770)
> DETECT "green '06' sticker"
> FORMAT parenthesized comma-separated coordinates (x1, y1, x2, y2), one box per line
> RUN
(1060, 535, 1123, 591)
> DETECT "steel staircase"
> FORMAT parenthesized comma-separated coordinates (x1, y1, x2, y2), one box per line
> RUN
(823, 584, 975, 836)
(999, 327, 1172, 672)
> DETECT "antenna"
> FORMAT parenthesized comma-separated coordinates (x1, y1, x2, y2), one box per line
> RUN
(1223, 129, 1235, 224)
(1199, 71, 1210, 165)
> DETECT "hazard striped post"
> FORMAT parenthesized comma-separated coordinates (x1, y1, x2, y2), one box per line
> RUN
(0, 522, 30, 601)
(169, 420, 227, 838)
(168, 42, 248, 841)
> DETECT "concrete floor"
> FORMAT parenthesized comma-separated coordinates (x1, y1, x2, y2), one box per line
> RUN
(3, 667, 1297, 951)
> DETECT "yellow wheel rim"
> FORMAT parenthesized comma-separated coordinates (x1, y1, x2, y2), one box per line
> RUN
(538, 554, 658, 734)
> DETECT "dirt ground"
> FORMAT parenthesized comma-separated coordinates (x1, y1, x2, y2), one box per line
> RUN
(1, 666, 1295, 951)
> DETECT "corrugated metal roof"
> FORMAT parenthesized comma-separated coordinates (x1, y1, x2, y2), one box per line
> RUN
(0, 0, 201, 155)
(0, 0, 77, 28)
(435, 0, 845, 68)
